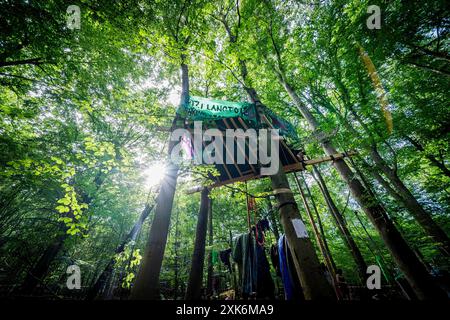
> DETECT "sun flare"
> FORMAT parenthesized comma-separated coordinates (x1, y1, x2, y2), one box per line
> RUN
(143, 162, 166, 188)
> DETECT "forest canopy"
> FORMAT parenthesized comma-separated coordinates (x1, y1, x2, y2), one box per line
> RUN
(0, 0, 449, 301)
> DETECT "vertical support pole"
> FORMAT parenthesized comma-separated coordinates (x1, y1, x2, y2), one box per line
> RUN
(173, 209, 181, 299)
(266, 196, 280, 240)
(245, 182, 251, 232)
(230, 230, 238, 297)
(269, 168, 335, 299)
(185, 188, 210, 300)
(255, 100, 335, 300)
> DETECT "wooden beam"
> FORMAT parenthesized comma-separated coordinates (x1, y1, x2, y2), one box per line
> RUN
(303, 151, 358, 166)
(223, 118, 257, 175)
(204, 122, 244, 178)
(184, 151, 357, 193)
(187, 126, 233, 183)
(235, 117, 259, 163)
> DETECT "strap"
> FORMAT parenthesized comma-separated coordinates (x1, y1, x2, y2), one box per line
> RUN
(273, 188, 293, 195)
(276, 201, 298, 212)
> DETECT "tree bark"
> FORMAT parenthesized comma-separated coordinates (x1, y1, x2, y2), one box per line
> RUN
(130, 60, 188, 300)
(235, 55, 335, 300)
(20, 231, 67, 294)
(312, 166, 368, 283)
(219, 13, 335, 299)
(369, 145, 450, 257)
(293, 173, 337, 286)
(206, 196, 214, 297)
(269, 164, 336, 299)
(185, 188, 210, 300)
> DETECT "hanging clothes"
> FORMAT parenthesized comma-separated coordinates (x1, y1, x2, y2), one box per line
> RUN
(270, 244, 281, 277)
(254, 240, 275, 299)
(278, 235, 304, 300)
(219, 248, 232, 272)
(252, 222, 274, 298)
(232, 233, 256, 296)
(232, 232, 274, 299)
(252, 226, 265, 247)
(211, 249, 219, 266)
(257, 218, 270, 233)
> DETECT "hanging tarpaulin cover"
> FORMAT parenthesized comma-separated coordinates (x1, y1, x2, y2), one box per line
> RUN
(177, 95, 257, 124)
(263, 106, 302, 151)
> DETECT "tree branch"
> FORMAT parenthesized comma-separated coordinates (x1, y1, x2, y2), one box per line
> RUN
(0, 58, 44, 68)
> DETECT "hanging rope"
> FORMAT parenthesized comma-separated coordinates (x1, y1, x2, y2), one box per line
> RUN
(245, 181, 251, 232)
(243, 182, 267, 246)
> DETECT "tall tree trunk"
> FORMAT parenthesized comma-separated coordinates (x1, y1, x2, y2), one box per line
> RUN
(185, 188, 210, 300)
(312, 166, 368, 282)
(220, 14, 335, 299)
(242, 55, 335, 301)
(20, 231, 67, 294)
(277, 73, 446, 299)
(293, 173, 337, 286)
(206, 197, 214, 297)
(321, 76, 450, 257)
(369, 145, 450, 257)
(130, 59, 188, 300)
(269, 161, 336, 299)
(86, 203, 154, 300)
(173, 209, 181, 299)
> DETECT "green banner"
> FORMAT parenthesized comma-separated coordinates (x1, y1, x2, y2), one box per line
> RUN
(177, 96, 257, 123)
(177, 95, 302, 151)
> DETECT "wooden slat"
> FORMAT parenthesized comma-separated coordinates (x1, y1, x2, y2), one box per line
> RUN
(187, 126, 233, 182)
(234, 117, 259, 163)
(204, 122, 243, 177)
(222, 118, 257, 174)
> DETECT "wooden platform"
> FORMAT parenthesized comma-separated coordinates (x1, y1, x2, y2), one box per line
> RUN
(183, 115, 356, 190)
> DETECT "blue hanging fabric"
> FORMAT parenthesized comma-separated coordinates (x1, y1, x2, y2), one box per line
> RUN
(278, 235, 294, 299)
(278, 235, 303, 300)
